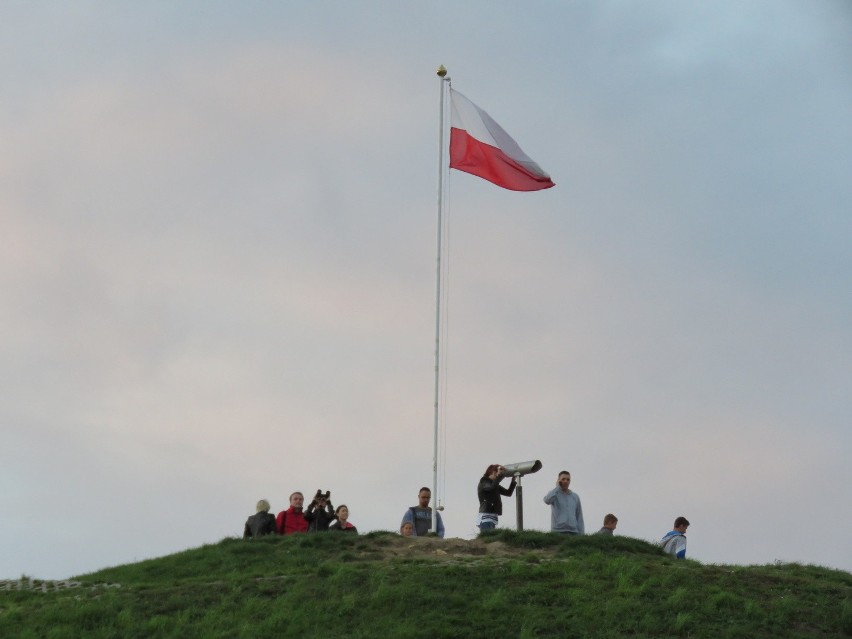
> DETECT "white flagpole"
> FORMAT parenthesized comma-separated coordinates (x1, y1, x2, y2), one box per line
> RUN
(432, 65, 450, 534)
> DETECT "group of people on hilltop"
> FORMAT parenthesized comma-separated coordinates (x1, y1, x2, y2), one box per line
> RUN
(244, 468, 691, 559)
(476, 464, 691, 559)
(243, 490, 357, 539)
(243, 486, 446, 540)
(473, 465, 589, 535)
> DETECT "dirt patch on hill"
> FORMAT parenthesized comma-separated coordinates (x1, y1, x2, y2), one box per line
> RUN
(362, 536, 557, 563)
(0, 578, 121, 593)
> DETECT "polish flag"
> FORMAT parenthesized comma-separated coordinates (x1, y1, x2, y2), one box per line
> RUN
(449, 89, 555, 192)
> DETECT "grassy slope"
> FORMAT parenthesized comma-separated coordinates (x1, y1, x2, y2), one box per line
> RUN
(1, 531, 850, 638)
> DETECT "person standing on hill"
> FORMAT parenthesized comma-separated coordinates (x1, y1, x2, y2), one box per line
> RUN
(400, 487, 445, 537)
(276, 492, 309, 535)
(476, 464, 517, 532)
(328, 504, 358, 533)
(243, 499, 277, 538)
(596, 513, 618, 535)
(305, 490, 335, 532)
(543, 470, 585, 535)
(660, 517, 690, 559)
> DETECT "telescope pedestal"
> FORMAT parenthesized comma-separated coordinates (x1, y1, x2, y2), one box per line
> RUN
(514, 473, 524, 531)
(499, 460, 541, 532)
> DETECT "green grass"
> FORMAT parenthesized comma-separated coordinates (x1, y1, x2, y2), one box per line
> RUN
(1, 530, 849, 638)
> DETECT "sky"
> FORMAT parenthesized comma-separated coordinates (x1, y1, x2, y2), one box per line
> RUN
(1, 1, 850, 579)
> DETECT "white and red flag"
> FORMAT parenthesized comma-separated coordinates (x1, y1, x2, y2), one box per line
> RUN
(449, 88, 555, 192)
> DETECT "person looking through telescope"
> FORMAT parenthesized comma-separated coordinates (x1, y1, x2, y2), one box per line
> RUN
(476, 464, 517, 532)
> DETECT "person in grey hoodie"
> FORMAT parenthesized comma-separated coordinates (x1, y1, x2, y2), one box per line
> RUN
(543, 470, 584, 534)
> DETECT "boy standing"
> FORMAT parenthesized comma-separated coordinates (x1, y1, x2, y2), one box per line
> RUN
(660, 516, 690, 558)
(596, 513, 618, 535)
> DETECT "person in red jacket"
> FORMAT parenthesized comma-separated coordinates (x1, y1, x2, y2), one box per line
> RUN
(276, 492, 309, 535)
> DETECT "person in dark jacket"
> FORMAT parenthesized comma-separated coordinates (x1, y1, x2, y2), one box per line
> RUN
(476, 464, 517, 532)
(244, 499, 277, 538)
(305, 489, 335, 532)
(328, 504, 358, 533)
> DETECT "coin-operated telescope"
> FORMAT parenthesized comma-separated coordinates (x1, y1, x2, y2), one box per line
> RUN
(501, 460, 542, 477)
(501, 460, 542, 531)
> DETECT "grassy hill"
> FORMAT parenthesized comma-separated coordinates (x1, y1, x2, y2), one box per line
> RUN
(2, 530, 850, 638)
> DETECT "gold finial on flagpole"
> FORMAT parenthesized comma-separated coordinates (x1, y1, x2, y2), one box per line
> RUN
(436, 65, 447, 77)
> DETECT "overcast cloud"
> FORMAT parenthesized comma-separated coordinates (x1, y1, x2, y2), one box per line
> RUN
(2, 1, 850, 579)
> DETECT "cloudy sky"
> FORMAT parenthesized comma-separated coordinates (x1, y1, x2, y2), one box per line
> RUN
(2, 1, 850, 579)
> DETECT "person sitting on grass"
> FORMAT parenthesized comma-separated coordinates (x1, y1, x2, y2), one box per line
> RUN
(596, 513, 618, 535)
(329, 504, 358, 533)
(244, 499, 276, 538)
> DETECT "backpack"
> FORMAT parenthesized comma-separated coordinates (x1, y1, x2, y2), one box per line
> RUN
(661, 533, 685, 555)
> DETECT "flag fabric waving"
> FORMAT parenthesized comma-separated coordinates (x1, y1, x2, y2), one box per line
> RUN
(449, 89, 555, 192)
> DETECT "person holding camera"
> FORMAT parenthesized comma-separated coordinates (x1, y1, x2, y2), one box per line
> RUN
(476, 464, 517, 532)
(305, 489, 335, 533)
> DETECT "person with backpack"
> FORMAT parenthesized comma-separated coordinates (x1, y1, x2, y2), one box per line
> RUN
(276, 492, 309, 535)
(400, 487, 445, 537)
(660, 516, 690, 558)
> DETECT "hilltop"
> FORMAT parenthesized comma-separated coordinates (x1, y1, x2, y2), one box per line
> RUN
(1, 530, 850, 638)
